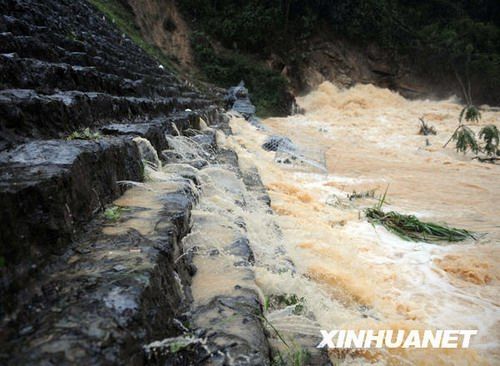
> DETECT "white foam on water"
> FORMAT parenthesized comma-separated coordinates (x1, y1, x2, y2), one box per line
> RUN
(226, 82, 500, 365)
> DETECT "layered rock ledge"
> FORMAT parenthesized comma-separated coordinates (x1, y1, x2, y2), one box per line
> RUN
(0, 1, 275, 365)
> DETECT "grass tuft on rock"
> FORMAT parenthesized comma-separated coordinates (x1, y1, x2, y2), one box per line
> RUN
(67, 127, 102, 141)
(365, 208, 475, 243)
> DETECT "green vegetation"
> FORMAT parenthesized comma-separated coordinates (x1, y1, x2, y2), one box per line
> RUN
(366, 207, 476, 243)
(0, 256, 5, 269)
(180, 0, 500, 105)
(365, 189, 475, 243)
(452, 125, 480, 154)
(104, 205, 125, 222)
(265, 293, 305, 315)
(191, 32, 289, 117)
(87, 0, 177, 71)
(180, 1, 499, 65)
(67, 127, 102, 141)
(451, 124, 500, 159)
(479, 125, 500, 156)
(444, 103, 499, 159)
(459, 105, 482, 124)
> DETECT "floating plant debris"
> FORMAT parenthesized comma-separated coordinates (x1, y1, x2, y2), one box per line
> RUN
(365, 208, 475, 243)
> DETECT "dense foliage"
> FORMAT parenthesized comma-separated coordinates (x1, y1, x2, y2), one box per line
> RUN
(180, 0, 500, 107)
(179, 0, 499, 58)
(190, 32, 289, 117)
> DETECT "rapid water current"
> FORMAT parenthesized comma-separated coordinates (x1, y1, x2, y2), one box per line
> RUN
(225, 82, 500, 365)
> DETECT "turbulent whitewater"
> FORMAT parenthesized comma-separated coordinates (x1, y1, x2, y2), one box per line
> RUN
(226, 82, 500, 365)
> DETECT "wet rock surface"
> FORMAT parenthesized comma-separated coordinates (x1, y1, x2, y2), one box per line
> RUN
(0, 181, 196, 365)
(0, 1, 232, 363)
(0, 0, 214, 149)
(0, 122, 277, 365)
(0, 0, 219, 300)
(179, 163, 271, 365)
(0, 1, 325, 365)
(0, 138, 143, 302)
(226, 81, 257, 119)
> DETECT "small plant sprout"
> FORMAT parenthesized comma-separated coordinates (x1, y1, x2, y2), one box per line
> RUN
(104, 205, 125, 221)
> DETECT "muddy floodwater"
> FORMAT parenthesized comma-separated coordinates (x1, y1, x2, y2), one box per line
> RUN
(226, 82, 500, 365)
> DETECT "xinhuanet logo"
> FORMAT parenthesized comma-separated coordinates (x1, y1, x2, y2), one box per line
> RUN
(317, 330, 478, 349)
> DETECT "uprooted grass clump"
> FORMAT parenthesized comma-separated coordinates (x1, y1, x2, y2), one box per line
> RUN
(365, 208, 475, 243)
(365, 188, 475, 243)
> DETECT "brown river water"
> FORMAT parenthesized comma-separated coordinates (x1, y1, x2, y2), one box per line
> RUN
(225, 82, 500, 365)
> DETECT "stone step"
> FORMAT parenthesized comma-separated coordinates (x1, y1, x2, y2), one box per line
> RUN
(100, 111, 203, 153)
(0, 89, 212, 149)
(185, 211, 270, 365)
(0, 180, 197, 365)
(0, 114, 273, 365)
(0, 32, 170, 82)
(0, 7, 166, 77)
(0, 106, 223, 309)
(0, 105, 223, 276)
(158, 157, 271, 364)
(0, 137, 143, 304)
(0, 54, 182, 98)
